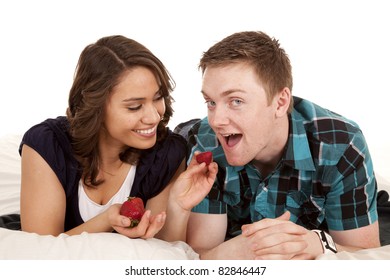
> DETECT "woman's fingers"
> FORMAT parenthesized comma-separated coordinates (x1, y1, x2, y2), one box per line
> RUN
(113, 210, 167, 239)
(142, 212, 166, 239)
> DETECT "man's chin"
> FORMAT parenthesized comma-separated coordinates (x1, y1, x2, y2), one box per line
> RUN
(226, 156, 248, 167)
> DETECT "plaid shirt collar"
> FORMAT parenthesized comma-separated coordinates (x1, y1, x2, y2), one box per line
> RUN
(282, 109, 316, 172)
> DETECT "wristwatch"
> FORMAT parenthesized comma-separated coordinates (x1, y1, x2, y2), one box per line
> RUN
(312, 229, 338, 254)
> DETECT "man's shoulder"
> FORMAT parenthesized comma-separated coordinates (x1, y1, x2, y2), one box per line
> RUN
(174, 118, 202, 139)
(292, 97, 362, 144)
(174, 117, 215, 140)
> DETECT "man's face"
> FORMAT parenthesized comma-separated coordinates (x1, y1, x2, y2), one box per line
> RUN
(201, 62, 282, 166)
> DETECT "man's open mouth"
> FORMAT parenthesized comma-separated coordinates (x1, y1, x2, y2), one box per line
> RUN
(222, 133, 242, 147)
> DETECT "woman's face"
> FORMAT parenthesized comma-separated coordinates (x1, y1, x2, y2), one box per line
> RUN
(102, 66, 165, 151)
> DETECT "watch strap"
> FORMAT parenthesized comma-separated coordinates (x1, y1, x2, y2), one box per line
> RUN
(312, 229, 337, 254)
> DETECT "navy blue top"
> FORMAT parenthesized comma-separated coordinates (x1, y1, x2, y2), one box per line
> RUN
(19, 116, 187, 231)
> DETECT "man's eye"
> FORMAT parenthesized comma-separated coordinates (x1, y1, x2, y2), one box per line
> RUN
(231, 99, 243, 106)
(206, 101, 216, 108)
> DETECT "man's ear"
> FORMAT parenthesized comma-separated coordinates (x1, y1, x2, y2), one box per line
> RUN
(275, 87, 291, 118)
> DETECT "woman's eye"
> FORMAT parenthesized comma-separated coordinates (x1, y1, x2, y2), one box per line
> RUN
(154, 94, 164, 101)
(154, 89, 165, 101)
(128, 105, 142, 111)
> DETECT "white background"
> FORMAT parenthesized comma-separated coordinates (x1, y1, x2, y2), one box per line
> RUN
(1, 0, 389, 176)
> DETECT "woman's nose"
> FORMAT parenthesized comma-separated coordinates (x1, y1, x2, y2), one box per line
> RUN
(142, 104, 162, 124)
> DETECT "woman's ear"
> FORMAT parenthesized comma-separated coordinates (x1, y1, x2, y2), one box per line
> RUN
(275, 87, 291, 118)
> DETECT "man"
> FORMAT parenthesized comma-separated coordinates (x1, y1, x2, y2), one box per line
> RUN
(175, 31, 380, 259)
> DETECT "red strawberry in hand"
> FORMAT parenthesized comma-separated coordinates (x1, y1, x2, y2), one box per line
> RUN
(196, 151, 213, 166)
(120, 197, 145, 228)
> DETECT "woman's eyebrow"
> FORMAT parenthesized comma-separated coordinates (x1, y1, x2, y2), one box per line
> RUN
(121, 89, 161, 103)
(122, 97, 145, 102)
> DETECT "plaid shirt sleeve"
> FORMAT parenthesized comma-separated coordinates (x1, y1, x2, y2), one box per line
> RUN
(321, 130, 378, 230)
(287, 98, 379, 231)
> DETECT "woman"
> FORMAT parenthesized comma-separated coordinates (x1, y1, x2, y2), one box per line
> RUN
(18, 35, 191, 239)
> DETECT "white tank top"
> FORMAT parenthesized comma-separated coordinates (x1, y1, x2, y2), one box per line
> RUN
(78, 165, 136, 221)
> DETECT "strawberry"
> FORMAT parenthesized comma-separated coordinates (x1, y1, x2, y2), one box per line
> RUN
(120, 197, 145, 228)
(196, 151, 213, 166)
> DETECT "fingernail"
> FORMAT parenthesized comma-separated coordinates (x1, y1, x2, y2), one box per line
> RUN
(122, 218, 129, 226)
(157, 213, 166, 223)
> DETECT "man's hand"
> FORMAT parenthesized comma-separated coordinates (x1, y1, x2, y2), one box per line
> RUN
(241, 211, 314, 259)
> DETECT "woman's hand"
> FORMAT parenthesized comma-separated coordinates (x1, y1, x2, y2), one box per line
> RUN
(108, 204, 166, 239)
(169, 152, 218, 212)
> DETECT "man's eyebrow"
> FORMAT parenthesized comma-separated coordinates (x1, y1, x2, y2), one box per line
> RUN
(201, 89, 246, 97)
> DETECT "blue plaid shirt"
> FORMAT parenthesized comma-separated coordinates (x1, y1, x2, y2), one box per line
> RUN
(175, 97, 378, 239)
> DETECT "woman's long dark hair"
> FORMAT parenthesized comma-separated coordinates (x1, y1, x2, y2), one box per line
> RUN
(66, 35, 175, 187)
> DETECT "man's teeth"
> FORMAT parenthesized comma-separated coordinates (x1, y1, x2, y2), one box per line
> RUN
(135, 128, 155, 134)
(222, 133, 236, 137)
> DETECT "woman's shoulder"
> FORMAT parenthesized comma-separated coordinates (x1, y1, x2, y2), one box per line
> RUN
(137, 128, 187, 166)
(155, 129, 187, 161)
(20, 117, 70, 152)
(132, 128, 187, 199)
(163, 128, 187, 148)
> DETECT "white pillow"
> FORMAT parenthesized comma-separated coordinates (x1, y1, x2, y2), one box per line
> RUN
(377, 174, 390, 194)
(0, 134, 22, 215)
(0, 228, 199, 260)
(316, 244, 390, 260)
